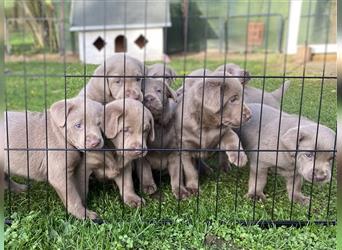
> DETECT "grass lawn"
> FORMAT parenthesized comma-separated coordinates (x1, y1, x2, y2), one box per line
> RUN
(4, 56, 336, 249)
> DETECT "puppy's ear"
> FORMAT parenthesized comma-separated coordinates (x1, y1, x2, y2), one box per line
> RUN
(281, 127, 308, 157)
(206, 76, 229, 87)
(168, 67, 177, 86)
(89, 63, 115, 99)
(50, 99, 74, 127)
(165, 84, 177, 101)
(193, 77, 228, 114)
(103, 102, 123, 139)
(148, 114, 155, 142)
(92, 64, 106, 83)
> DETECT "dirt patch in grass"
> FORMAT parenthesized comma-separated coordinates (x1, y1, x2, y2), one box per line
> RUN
(204, 234, 241, 250)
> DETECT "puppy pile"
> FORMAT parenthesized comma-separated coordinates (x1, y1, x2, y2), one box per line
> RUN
(2, 54, 335, 223)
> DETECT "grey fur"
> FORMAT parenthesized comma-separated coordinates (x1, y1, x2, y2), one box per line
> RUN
(80, 99, 155, 207)
(239, 103, 335, 205)
(148, 63, 177, 86)
(2, 97, 105, 221)
(79, 54, 145, 103)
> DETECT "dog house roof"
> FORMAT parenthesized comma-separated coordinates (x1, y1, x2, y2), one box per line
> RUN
(70, 0, 171, 32)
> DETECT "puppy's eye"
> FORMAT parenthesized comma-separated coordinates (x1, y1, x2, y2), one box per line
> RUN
(136, 77, 141, 82)
(121, 127, 130, 133)
(116, 79, 121, 84)
(304, 152, 314, 159)
(74, 123, 82, 129)
(229, 95, 239, 103)
(157, 89, 162, 93)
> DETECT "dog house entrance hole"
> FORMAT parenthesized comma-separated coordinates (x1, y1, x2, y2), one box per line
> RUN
(115, 35, 127, 52)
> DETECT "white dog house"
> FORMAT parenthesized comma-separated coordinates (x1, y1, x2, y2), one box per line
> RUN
(70, 0, 171, 64)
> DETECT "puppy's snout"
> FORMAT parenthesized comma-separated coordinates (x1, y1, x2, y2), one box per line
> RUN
(86, 135, 102, 149)
(314, 169, 329, 182)
(131, 142, 142, 150)
(130, 142, 146, 156)
(125, 90, 141, 101)
(144, 95, 155, 103)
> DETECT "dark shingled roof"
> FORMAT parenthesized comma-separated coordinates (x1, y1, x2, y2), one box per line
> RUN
(70, 0, 171, 31)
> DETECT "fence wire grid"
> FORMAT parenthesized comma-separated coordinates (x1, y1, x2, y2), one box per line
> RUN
(4, 0, 337, 228)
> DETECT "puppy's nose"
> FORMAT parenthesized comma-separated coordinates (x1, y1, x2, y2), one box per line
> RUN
(86, 136, 101, 148)
(145, 95, 155, 103)
(89, 139, 101, 148)
(131, 95, 140, 101)
(131, 142, 142, 150)
(125, 90, 140, 100)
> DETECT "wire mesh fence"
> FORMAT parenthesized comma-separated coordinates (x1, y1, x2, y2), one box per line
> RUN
(4, 0, 337, 227)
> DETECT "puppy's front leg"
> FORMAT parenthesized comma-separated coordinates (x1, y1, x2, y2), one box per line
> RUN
(246, 163, 268, 201)
(182, 153, 199, 195)
(136, 158, 157, 195)
(218, 152, 231, 172)
(50, 166, 102, 223)
(114, 163, 145, 207)
(74, 156, 94, 206)
(285, 173, 310, 206)
(167, 153, 190, 200)
(221, 129, 248, 167)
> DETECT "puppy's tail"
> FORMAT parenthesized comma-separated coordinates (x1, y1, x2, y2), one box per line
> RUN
(271, 80, 291, 101)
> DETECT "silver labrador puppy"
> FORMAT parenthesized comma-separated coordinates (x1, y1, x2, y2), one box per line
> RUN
(135, 78, 178, 196)
(240, 103, 335, 205)
(171, 71, 252, 197)
(2, 97, 104, 221)
(79, 53, 145, 103)
(88, 99, 155, 207)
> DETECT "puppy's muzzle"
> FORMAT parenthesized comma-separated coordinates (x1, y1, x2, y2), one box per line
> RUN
(125, 89, 142, 101)
(86, 135, 103, 149)
(144, 95, 162, 112)
(314, 169, 329, 183)
(144, 95, 156, 105)
(128, 143, 146, 157)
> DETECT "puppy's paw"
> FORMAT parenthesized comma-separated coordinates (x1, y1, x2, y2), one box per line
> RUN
(218, 161, 231, 172)
(105, 168, 121, 179)
(92, 217, 104, 225)
(172, 186, 191, 200)
(227, 151, 248, 167)
(292, 194, 310, 206)
(186, 182, 200, 195)
(124, 194, 145, 208)
(245, 192, 266, 202)
(142, 184, 158, 195)
(86, 209, 102, 222)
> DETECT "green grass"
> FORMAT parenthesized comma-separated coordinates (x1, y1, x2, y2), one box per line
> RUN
(4, 58, 336, 249)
